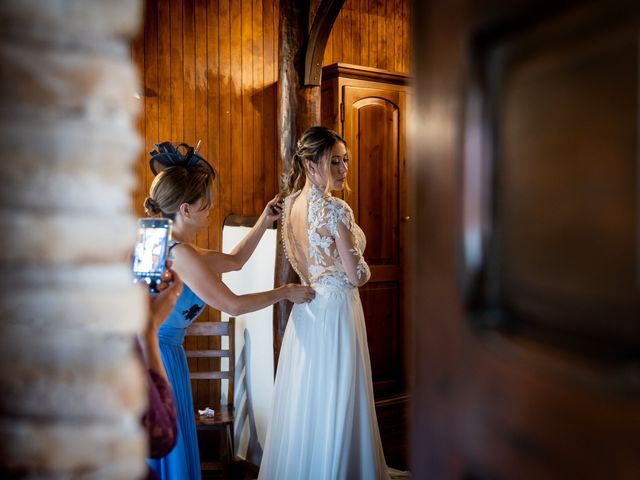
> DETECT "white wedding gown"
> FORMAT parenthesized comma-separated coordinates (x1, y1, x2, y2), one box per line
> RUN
(259, 184, 389, 480)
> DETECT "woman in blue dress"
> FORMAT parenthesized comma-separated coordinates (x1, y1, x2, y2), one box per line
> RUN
(144, 142, 315, 480)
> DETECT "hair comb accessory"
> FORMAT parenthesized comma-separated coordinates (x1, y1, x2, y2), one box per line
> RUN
(149, 140, 214, 176)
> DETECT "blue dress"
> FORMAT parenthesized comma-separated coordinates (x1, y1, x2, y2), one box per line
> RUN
(148, 280, 206, 480)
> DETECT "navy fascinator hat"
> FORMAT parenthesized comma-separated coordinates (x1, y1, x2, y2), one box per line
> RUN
(149, 141, 215, 177)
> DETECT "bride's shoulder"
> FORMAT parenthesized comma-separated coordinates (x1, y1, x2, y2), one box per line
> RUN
(318, 197, 354, 234)
(325, 196, 353, 215)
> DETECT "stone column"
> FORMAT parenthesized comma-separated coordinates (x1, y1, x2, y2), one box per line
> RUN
(0, 1, 147, 477)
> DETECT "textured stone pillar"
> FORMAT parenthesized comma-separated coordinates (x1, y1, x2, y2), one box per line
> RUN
(0, 1, 147, 477)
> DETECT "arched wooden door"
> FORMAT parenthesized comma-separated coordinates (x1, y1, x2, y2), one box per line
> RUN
(343, 86, 407, 397)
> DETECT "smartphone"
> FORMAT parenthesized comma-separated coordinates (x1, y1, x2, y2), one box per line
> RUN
(132, 218, 172, 292)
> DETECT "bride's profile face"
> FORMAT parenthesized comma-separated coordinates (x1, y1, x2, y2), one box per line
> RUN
(325, 141, 349, 191)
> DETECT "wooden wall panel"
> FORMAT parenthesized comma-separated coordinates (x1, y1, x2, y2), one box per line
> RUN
(324, 0, 412, 73)
(132, 0, 279, 223)
(131, 0, 411, 408)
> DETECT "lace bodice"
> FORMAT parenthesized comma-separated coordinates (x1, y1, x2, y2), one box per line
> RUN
(282, 184, 370, 289)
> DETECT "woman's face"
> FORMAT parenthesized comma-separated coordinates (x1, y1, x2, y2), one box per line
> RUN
(325, 141, 349, 191)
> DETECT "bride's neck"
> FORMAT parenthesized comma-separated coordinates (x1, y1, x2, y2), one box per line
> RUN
(302, 176, 326, 195)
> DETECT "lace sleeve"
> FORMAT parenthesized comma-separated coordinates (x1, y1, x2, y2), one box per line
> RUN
(326, 199, 371, 287)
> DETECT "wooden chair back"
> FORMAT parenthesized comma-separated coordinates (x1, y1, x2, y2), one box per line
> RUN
(185, 318, 235, 407)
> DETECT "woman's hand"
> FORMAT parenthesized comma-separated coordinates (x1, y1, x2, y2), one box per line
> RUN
(283, 284, 315, 304)
(262, 195, 284, 224)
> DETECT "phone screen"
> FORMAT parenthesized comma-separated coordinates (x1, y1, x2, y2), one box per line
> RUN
(132, 219, 172, 290)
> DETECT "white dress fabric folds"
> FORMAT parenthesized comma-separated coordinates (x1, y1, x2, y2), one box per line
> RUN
(259, 184, 389, 480)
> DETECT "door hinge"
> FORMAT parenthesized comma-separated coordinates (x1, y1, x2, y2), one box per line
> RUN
(340, 102, 345, 123)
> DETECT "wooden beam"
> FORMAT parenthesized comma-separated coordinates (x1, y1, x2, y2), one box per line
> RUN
(305, 0, 346, 85)
(274, 0, 307, 371)
(275, 0, 344, 369)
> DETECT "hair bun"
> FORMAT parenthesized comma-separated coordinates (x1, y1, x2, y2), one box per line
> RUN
(144, 196, 162, 216)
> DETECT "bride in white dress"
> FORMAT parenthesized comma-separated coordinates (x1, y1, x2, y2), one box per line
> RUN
(259, 126, 389, 480)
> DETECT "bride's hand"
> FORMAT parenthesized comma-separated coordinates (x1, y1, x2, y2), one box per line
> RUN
(262, 195, 284, 224)
(284, 284, 315, 304)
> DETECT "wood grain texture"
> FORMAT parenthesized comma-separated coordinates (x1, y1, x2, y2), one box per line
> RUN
(322, 0, 410, 73)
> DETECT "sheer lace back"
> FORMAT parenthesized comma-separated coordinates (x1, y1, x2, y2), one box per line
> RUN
(282, 184, 370, 290)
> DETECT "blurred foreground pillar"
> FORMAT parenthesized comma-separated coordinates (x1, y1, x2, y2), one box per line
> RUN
(0, 1, 147, 477)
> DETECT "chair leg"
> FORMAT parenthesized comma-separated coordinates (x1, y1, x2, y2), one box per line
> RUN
(227, 424, 234, 462)
(223, 424, 233, 480)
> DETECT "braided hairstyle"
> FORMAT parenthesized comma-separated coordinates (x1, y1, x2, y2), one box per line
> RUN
(281, 126, 349, 197)
(144, 142, 216, 219)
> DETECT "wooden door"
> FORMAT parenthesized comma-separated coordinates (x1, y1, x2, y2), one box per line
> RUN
(343, 84, 408, 397)
(411, 0, 640, 478)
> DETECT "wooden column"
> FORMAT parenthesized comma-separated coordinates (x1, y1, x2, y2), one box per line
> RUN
(0, 1, 147, 477)
(273, 0, 344, 369)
